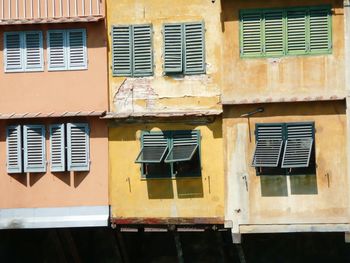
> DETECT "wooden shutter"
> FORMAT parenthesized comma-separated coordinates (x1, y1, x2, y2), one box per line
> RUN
(4, 32, 23, 72)
(240, 11, 263, 57)
(184, 22, 205, 74)
(24, 31, 43, 71)
(67, 29, 87, 70)
(6, 125, 22, 174)
(309, 7, 331, 54)
(111, 26, 132, 76)
(50, 124, 65, 172)
(163, 23, 183, 73)
(165, 130, 199, 163)
(135, 132, 169, 163)
(67, 123, 90, 171)
(23, 125, 46, 173)
(133, 24, 153, 77)
(252, 124, 284, 167)
(264, 10, 284, 56)
(47, 30, 67, 70)
(286, 8, 307, 54)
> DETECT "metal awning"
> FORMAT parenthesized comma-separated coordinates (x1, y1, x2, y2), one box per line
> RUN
(0, 110, 106, 119)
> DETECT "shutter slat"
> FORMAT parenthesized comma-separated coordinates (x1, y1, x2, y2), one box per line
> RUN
(67, 29, 87, 70)
(48, 30, 67, 70)
(184, 22, 205, 74)
(6, 125, 22, 173)
(4, 32, 23, 72)
(164, 23, 183, 73)
(112, 26, 132, 76)
(50, 124, 65, 172)
(133, 24, 153, 77)
(23, 125, 46, 173)
(67, 123, 90, 171)
(24, 31, 43, 71)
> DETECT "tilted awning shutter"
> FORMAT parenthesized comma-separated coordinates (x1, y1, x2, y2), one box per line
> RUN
(67, 123, 90, 171)
(23, 125, 46, 173)
(163, 23, 183, 73)
(282, 123, 314, 168)
(112, 25, 132, 76)
(184, 22, 205, 74)
(135, 132, 168, 163)
(309, 7, 331, 54)
(24, 31, 43, 71)
(6, 125, 22, 173)
(264, 10, 284, 56)
(133, 24, 153, 77)
(50, 124, 65, 172)
(67, 29, 87, 70)
(165, 130, 199, 163)
(252, 124, 284, 167)
(240, 11, 263, 56)
(47, 30, 67, 70)
(4, 32, 23, 72)
(286, 8, 307, 54)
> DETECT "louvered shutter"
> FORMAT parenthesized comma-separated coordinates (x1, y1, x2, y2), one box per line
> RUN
(184, 22, 205, 75)
(111, 26, 132, 76)
(309, 7, 331, 54)
(135, 132, 169, 163)
(240, 11, 263, 57)
(67, 123, 90, 171)
(165, 130, 199, 163)
(48, 30, 67, 70)
(6, 125, 22, 173)
(67, 29, 87, 70)
(252, 124, 284, 167)
(132, 24, 153, 77)
(23, 125, 46, 173)
(282, 123, 314, 168)
(50, 124, 65, 172)
(163, 23, 183, 73)
(4, 32, 23, 72)
(286, 8, 307, 54)
(264, 10, 284, 56)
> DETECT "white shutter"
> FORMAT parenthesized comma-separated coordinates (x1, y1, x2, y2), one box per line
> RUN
(67, 29, 87, 70)
(47, 30, 67, 70)
(24, 31, 43, 71)
(4, 32, 24, 72)
(67, 123, 90, 171)
(6, 125, 22, 173)
(23, 125, 46, 173)
(50, 124, 66, 172)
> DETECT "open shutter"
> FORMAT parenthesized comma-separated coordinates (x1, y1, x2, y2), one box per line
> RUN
(133, 24, 153, 77)
(163, 23, 183, 73)
(23, 125, 46, 173)
(67, 29, 87, 70)
(6, 125, 22, 173)
(240, 11, 263, 57)
(282, 123, 314, 168)
(135, 132, 169, 163)
(264, 10, 284, 56)
(48, 30, 67, 70)
(286, 8, 307, 55)
(111, 25, 132, 76)
(67, 123, 90, 171)
(184, 22, 205, 75)
(24, 31, 43, 71)
(4, 32, 23, 72)
(165, 130, 199, 163)
(252, 124, 284, 167)
(309, 7, 331, 54)
(50, 124, 65, 172)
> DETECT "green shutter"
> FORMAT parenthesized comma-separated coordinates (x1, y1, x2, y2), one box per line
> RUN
(112, 25, 132, 76)
(163, 23, 183, 73)
(135, 132, 169, 163)
(286, 8, 307, 55)
(240, 11, 263, 57)
(264, 10, 284, 56)
(309, 7, 331, 54)
(184, 22, 205, 74)
(133, 24, 153, 77)
(23, 125, 46, 173)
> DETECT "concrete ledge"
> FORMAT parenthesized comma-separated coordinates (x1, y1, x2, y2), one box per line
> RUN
(111, 217, 225, 225)
(239, 224, 350, 234)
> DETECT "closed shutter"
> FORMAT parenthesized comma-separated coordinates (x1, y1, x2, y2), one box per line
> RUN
(264, 10, 284, 56)
(4, 32, 23, 72)
(133, 24, 153, 77)
(47, 30, 67, 70)
(49, 124, 65, 172)
(282, 123, 314, 168)
(135, 132, 169, 163)
(112, 26, 132, 76)
(6, 125, 22, 174)
(309, 7, 331, 54)
(240, 12, 263, 57)
(23, 125, 46, 173)
(24, 31, 43, 71)
(252, 124, 284, 167)
(67, 123, 90, 171)
(67, 29, 87, 70)
(184, 22, 205, 74)
(165, 130, 199, 163)
(163, 23, 183, 73)
(286, 9, 307, 54)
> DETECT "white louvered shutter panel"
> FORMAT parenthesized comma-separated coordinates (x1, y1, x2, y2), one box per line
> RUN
(163, 23, 183, 73)
(286, 9, 307, 54)
(23, 125, 46, 173)
(240, 12, 262, 56)
(67, 123, 90, 171)
(133, 24, 153, 77)
(112, 26, 132, 76)
(48, 30, 67, 70)
(24, 31, 43, 71)
(309, 7, 331, 53)
(50, 124, 65, 172)
(4, 32, 23, 72)
(6, 125, 22, 173)
(67, 29, 87, 70)
(264, 10, 284, 56)
(184, 22, 205, 75)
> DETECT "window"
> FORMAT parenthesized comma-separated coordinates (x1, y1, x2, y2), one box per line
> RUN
(4, 31, 43, 72)
(49, 123, 90, 172)
(135, 130, 201, 179)
(47, 29, 87, 71)
(240, 6, 332, 58)
(111, 24, 153, 77)
(252, 122, 315, 175)
(163, 22, 205, 75)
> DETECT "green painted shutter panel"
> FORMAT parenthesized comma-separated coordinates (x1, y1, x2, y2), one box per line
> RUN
(50, 124, 65, 172)
(286, 9, 307, 54)
(23, 125, 46, 173)
(135, 132, 168, 163)
(264, 10, 284, 56)
(133, 24, 153, 77)
(48, 30, 67, 70)
(112, 26, 132, 76)
(309, 7, 331, 53)
(24, 31, 43, 71)
(252, 125, 284, 167)
(165, 130, 199, 163)
(184, 22, 205, 74)
(67, 29, 87, 70)
(4, 32, 23, 72)
(67, 123, 90, 171)
(6, 125, 22, 174)
(163, 23, 183, 73)
(240, 12, 263, 57)
(282, 123, 314, 168)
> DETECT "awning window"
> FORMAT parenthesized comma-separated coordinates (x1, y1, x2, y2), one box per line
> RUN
(135, 133, 168, 163)
(165, 131, 199, 163)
